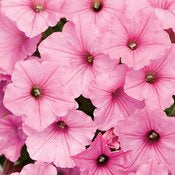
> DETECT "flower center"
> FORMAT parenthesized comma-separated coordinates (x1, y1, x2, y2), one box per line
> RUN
(145, 74, 157, 84)
(87, 55, 94, 64)
(34, 5, 44, 13)
(112, 88, 123, 99)
(31, 87, 42, 99)
(128, 41, 137, 50)
(57, 121, 68, 130)
(96, 154, 109, 166)
(92, 0, 103, 12)
(146, 130, 160, 144)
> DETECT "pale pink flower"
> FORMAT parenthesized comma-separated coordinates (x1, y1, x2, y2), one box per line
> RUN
(39, 17, 117, 97)
(63, 0, 125, 27)
(115, 108, 175, 173)
(100, 10, 171, 70)
(124, 45, 175, 109)
(72, 133, 131, 175)
(57, 167, 80, 175)
(0, 114, 26, 162)
(103, 128, 120, 150)
(0, 13, 40, 74)
(10, 161, 57, 175)
(125, 0, 175, 29)
(3, 59, 76, 131)
(128, 160, 169, 175)
(1, 0, 65, 37)
(87, 64, 144, 130)
(25, 109, 96, 168)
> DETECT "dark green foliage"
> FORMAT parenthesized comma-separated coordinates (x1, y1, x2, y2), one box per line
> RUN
(75, 95, 96, 119)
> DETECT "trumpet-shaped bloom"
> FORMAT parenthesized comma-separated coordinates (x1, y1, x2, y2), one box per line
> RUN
(0, 114, 26, 162)
(3, 59, 76, 131)
(72, 133, 131, 175)
(39, 17, 117, 97)
(10, 161, 57, 175)
(100, 11, 171, 70)
(0, 13, 40, 74)
(125, 0, 175, 29)
(87, 64, 144, 130)
(63, 0, 125, 27)
(115, 108, 175, 173)
(1, 0, 65, 37)
(124, 46, 175, 109)
(25, 109, 96, 168)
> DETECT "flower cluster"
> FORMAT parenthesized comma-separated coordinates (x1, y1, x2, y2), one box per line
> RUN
(0, 0, 175, 175)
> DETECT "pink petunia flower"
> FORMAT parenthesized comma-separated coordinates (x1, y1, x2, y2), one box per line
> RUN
(115, 107, 175, 173)
(1, 0, 65, 37)
(125, 0, 175, 30)
(100, 10, 171, 70)
(0, 114, 26, 162)
(10, 161, 57, 175)
(103, 128, 120, 150)
(39, 17, 117, 97)
(57, 166, 80, 175)
(124, 45, 175, 109)
(63, 0, 125, 27)
(0, 13, 40, 74)
(87, 64, 144, 130)
(25, 109, 96, 168)
(3, 59, 76, 131)
(128, 160, 169, 175)
(72, 133, 131, 175)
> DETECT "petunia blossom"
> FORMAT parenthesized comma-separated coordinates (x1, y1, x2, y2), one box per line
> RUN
(124, 45, 175, 109)
(128, 160, 169, 175)
(72, 133, 131, 175)
(63, 0, 125, 27)
(100, 10, 171, 70)
(39, 17, 117, 97)
(25, 109, 96, 168)
(0, 114, 26, 162)
(87, 64, 144, 130)
(0, 13, 40, 74)
(10, 161, 57, 175)
(1, 0, 65, 37)
(125, 0, 175, 30)
(115, 107, 175, 173)
(3, 59, 76, 131)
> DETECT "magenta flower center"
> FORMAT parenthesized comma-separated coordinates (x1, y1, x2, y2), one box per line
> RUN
(145, 73, 157, 84)
(146, 130, 160, 144)
(96, 154, 109, 166)
(128, 41, 137, 50)
(92, 0, 103, 12)
(57, 121, 68, 130)
(112, 88, 123, 99)
(31, 87, 42, 99)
